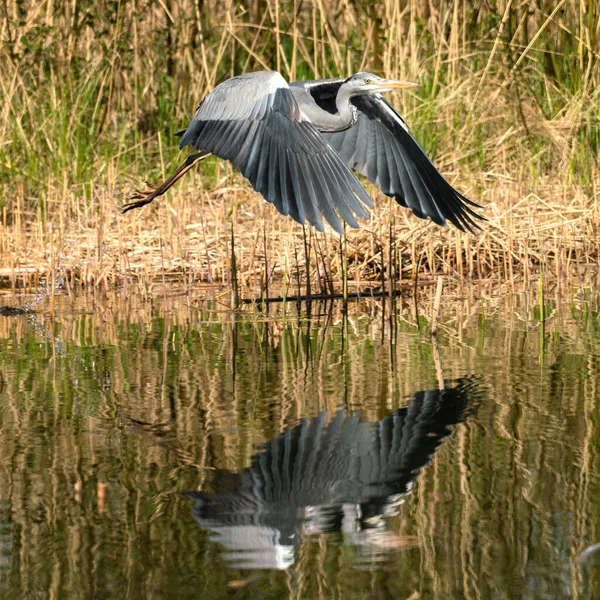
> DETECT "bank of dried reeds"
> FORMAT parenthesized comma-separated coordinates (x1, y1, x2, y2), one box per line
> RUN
(1, 0, 599, 298)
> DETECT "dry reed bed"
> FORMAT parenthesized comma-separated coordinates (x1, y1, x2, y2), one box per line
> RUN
(0, 171, 598, 299)
(2, 0, 600, 297)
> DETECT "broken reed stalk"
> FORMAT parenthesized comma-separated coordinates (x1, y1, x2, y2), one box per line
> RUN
(342, 225, 348, 309)
(263, 225, 269, 312)
(388, 222, 394, 299)
(49, 223, 56, 316)
(282, 255, 288, 318)
(431, 335, 445, 390)
(160, 238, 168, 309)
(230, 225, 239, 309)
(538, 265, 546, 324)
(538, 263, 546, 362)
(380, 233, 387, 304)
(302, 225, 312, 304)
(431, 276, 444, 335)
(293, 243, 302, 309)
(413, 254, 423, 327)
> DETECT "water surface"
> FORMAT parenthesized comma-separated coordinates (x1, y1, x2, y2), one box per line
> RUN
(0, 291, 599, 599)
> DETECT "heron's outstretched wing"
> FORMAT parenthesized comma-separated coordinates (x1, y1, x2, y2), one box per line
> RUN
(297, 79, 482, 232)
(178, 71, 372, 233)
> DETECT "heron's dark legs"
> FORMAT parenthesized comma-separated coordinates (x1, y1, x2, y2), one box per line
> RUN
(121, 151, 210, 213)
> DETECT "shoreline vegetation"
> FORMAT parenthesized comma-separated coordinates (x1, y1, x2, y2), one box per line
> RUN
(1, 0, 599, 300)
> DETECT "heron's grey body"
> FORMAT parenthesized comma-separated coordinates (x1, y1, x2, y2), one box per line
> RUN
(126, 70, 482, 233)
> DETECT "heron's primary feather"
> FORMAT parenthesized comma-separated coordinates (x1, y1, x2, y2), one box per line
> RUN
(178, 71, 372, 233)
(295, 78, 482, 232)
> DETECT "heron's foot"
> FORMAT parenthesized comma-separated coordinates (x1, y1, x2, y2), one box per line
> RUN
(121, 185, 161, 213)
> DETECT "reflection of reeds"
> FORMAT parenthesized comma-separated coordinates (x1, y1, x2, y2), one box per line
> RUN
(0, 293, 599, 596)
(1, 1, 599, 294)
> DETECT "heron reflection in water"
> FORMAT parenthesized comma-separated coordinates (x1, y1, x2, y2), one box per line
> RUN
(186, 379, 480, 570)
(124, 71, 482, 233)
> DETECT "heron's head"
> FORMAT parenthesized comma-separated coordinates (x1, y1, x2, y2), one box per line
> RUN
(344, 72, 419, 96)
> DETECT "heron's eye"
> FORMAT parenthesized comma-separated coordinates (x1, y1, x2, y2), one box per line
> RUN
(364, 78, 372, 85)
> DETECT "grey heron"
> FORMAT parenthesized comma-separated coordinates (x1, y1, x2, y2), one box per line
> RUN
(123, 71, 482, 233)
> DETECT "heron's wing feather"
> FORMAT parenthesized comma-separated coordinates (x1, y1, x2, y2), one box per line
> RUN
(179, 71, 372, 233)
(301, 80, 482, 232)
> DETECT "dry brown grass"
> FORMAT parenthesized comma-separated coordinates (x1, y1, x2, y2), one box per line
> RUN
(1, 171, 597, 302)
(1, 0, 599, 298)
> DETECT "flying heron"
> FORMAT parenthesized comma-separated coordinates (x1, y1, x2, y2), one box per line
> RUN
(123, 71, 482, 233)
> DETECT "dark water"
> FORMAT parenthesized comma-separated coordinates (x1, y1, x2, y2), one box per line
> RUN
(0, 291, 599, 599)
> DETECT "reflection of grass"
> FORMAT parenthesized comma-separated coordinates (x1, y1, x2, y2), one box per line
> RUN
(1, 1, 599, 293)
(0, 293, 598, 597)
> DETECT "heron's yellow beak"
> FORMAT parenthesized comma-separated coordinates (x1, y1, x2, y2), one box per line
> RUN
(378, 79, 419, 89)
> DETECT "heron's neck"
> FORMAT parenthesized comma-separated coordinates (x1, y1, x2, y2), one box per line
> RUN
(335, 87, 358, 131)
(316, 88, 358, 133)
